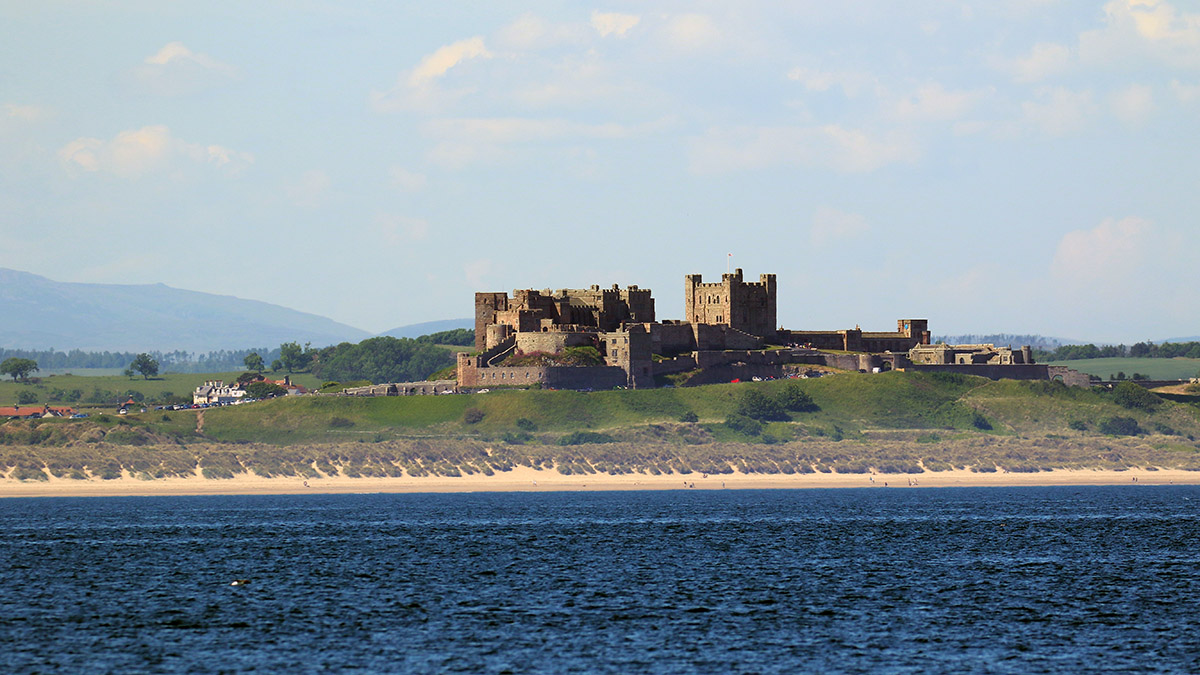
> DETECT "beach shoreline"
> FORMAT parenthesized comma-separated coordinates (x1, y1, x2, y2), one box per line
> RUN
(1, 466, 1196, 498)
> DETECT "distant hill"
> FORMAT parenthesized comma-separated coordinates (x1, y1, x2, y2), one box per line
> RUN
(1161, 337, 1200, 344)
(0, 268, 371, 352)
(378, 319, 472, 339)
(935, 334, 1079, 351)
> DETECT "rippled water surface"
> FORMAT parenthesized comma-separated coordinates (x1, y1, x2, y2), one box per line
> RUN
(3, 487, 1200, 673)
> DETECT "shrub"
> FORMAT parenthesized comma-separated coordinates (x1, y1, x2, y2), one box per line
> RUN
(1153, 422, 1178, 436)
(779, 382, 817, 412)
(561, 346, 604, 366)
(515, 417, 537, 431)
(971, 412, 993, 431)
(736, 389, 786, 421)
(329, 416, 354, 428)
(245, 381, 287, 399)
(1068, 420, 1088, 431)
(463, 407, 485, 424)
(1112, 381, 1161, 411)
(17, 391, 37, 405)
(679, 411, 699, 423)
(724, 413, 763, 436)
(1099, 416, 1142, 436)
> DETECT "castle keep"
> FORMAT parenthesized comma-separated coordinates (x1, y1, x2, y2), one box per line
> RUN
(684, 270, 776, 339)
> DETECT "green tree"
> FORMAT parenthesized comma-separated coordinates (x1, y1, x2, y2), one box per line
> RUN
(123, 368, 135, 379)
(724, 413, 764, 435)
(779, 382, 817, 412)
(245, 381, 287, 399)
(271, 359, 283, 372)
(418, 328, 474, 346)
(314, 336, 455, 384)
(17, 391, 38, 405)
(279, 341, 312, 373)
(1112, 381, 1161, 410)
(736, 388, 786, 421)
(130, 353, 159, 379)
(243, 352, 265, 372)
(1, 357, 38, 382)
(1099, 416, 1142, 436)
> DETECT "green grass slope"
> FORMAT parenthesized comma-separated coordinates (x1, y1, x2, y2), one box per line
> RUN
(193, 372, 993, 443)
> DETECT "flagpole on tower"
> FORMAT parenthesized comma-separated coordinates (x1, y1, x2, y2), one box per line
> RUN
(727, 252, 731, 275)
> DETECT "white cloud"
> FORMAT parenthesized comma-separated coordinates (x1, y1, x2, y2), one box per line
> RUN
(811, 207, 869, 245)
(3, 103, 46, 122)
(1110, 83, 1155, 123)
(285, 170, 332, 208)
(786, 66, 875, 97)
(591, 11, 640, 38)
(57, 125, 253, 178)
(129, 42, 238, 96)
(423, 117, 662, 168)
(463, 257, 496, 288)
(376, 213, 429, 245)
(1020, 87, 1097, 136)
(1004, 42, 1073, 83)
(1051, 217, 1152, 285)
(662, 14, 721, 51)
(494, 14, 588, 50)
(1170, 79, 1200, 101)
(372, 37, 491, 112)
(1079, 0, 1200, 69)
(688, 125, 918, 174)
(389, 166, 428, 192)
(409, 37, 491, 87)
(891, 83, 992, 122)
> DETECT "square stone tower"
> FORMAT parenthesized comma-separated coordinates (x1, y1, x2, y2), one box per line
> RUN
(684, 269, 777, 339)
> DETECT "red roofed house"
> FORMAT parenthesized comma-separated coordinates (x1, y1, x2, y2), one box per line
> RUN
(0, 405, 75, 419)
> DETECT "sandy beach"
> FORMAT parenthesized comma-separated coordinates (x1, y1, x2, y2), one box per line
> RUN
(2, 466, 1197, 498)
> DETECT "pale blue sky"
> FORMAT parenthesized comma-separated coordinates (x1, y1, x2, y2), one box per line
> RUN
(2, 1, 1197, 343)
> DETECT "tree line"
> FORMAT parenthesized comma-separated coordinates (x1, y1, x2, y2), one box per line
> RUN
(1036, 341, 1200, 362)
(0, 347, 283, 373)
(239, 329, 473, 384)
(0, 331, 474, 375)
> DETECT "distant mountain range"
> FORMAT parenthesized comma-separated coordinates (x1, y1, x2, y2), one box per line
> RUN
(378, 319, 472, 339)
(0, 268, 371, 352)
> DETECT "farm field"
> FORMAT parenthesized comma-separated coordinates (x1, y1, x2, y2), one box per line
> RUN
(0, 371, 324, 410)
(1045, 357, 1200, 381)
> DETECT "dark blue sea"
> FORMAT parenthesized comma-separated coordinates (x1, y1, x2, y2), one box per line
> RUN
(3, 487, 1199, 674)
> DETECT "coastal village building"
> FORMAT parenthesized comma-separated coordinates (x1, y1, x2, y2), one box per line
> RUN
(1, 405, 75, 419)
(193, 380, 247, 405)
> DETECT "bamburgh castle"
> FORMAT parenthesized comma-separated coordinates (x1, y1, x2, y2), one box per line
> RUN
(454, 268, 1087, 391)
